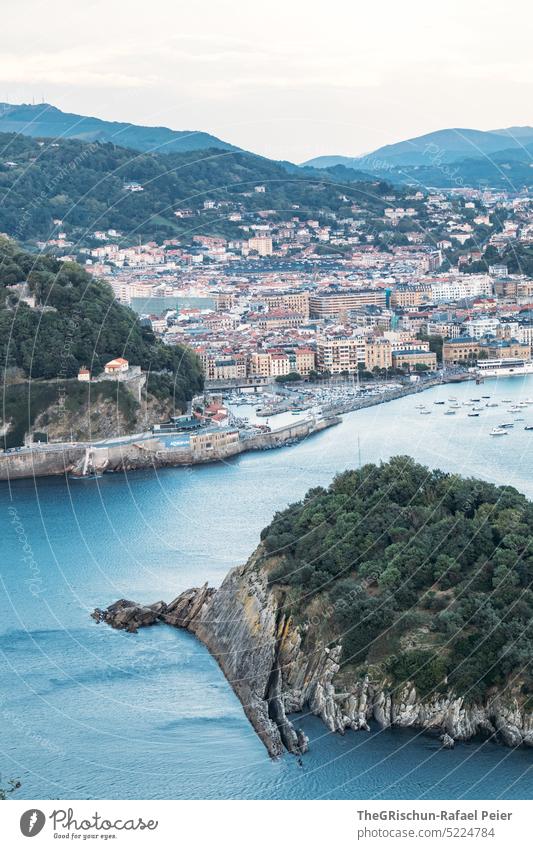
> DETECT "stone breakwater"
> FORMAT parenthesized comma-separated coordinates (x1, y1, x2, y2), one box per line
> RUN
(0, 416, 339, 481)
(93, 556, 533, 758)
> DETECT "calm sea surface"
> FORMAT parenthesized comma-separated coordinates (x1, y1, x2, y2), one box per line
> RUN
(1, 376, 533, 799)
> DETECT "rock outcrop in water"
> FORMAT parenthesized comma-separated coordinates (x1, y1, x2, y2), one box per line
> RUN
(94, 458, 533, 756)
(93, 554, 533, 756)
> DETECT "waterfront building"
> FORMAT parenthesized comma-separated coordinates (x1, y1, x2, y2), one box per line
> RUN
(391, 349, 437, 371)
(365, 338, 393, 371)
(189, 427, 240, 459)
(443, 337, 480, 364)
(316, 335, 365, 374)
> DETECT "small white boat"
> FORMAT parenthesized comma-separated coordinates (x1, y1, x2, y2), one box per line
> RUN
(490, 428, 508, 436)
(420, 410, 432, 415)
(415, 404, 425, 409)
(444, 410, 456, 415)
(486, 402, 499, 407)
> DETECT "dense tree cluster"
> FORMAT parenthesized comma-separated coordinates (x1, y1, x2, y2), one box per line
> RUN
(0, 238, 203, 406)
(0, 133, 399, 244)
(263, 456, 533, 703)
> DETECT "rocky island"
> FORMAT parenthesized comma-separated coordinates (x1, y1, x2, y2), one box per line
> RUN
(93, 457, 533, 755)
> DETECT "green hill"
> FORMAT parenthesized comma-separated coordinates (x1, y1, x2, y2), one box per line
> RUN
(0, 238, 203, 446)
(263, 456, 533, 705)
(0, 133, 394, 245)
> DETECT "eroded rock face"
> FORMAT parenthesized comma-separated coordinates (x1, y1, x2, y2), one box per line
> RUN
(93, 561, 533, 756)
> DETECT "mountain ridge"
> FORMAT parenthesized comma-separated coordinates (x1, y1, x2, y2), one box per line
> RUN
(0, 102, 241, 155)
(304, 126, 533, 170)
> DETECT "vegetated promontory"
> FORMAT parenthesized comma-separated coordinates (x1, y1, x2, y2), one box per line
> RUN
(95, 456, 533, 755)
(0, 238, 203, 447)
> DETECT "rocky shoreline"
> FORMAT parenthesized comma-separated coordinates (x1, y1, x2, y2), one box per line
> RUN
(93, 555, 533, 757)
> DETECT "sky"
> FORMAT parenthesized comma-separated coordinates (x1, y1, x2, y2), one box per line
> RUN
(1, 0, 533, 162)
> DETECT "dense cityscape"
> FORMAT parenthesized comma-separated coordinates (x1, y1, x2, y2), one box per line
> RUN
(43, 185, 533, 385)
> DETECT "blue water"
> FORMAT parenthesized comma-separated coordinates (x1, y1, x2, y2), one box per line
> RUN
(1, 376, 533, 799)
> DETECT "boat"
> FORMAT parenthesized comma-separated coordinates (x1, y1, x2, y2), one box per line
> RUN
(434, 401, 445, 405)
(476, 358, 533, 378)
(525, 426, 533, 431)
(499, 423, 514, 429)
(415, 404, 425, 409)
(481, 395, 491, 399)
(448, 397, 457, 402)
(486, 402, 499, 407)
(502, 399, 512, 403)
(468, 412, 480, 417)
(420, 410, 432, 415)
(473, 406, 484, 411)
(490, 428, 508, 436)
(514, 417, 525, 422)
(444, 410, 456, 415)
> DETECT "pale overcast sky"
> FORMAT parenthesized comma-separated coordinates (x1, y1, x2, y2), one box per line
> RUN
(1, 0, 532, 161)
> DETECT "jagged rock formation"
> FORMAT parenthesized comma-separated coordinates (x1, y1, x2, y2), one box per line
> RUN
(93, 555, 533, 757)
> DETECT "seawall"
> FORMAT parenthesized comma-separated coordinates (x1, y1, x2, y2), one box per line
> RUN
(0, 416, 339, 481)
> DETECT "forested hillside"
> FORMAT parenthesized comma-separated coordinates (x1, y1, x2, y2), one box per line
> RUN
(0, 133, 392, 244)
(263, 456, 533, 705)
(0, 238, 203, 445)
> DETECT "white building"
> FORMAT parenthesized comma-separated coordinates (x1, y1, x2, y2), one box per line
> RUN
(430, 275, 493, 302)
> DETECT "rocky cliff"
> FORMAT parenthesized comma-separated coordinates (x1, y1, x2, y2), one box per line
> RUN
(93, 548, 533, 756)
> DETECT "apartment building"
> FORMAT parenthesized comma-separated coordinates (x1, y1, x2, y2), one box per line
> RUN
(255, 310, 304, 330)
(365, 339, 393, 371)
(248, 348, 316, 378)
(263, 291, 310, 317)
(390, 287, 427, 308)
(316, 335, 365, 374)
(309, 289, 387, 318)
(430, 275, 493, 302)
(248, 236, 273, 256)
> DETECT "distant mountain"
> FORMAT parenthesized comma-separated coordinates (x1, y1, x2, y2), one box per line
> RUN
(305, 126, 533, 170)
(0, 102, 240, 154)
